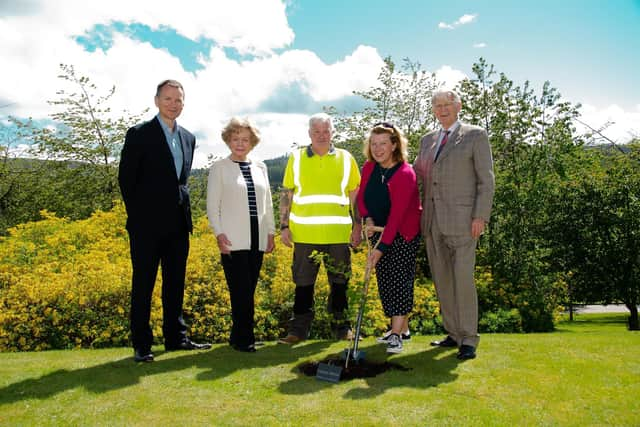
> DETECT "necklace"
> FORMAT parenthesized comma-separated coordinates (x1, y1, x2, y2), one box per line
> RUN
(379, 163, 394, 183)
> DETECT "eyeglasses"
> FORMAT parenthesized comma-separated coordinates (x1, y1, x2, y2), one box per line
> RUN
(433, 102, 455, 110)
(373, 121, 395, 129)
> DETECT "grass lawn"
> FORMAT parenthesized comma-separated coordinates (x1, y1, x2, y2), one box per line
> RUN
(1, 313, 638, 426)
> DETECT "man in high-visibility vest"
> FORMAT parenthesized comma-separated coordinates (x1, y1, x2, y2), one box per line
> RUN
(278, 113, 362, 344)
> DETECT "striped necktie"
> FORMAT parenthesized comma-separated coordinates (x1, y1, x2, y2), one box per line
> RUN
(435, 130, 449, 161)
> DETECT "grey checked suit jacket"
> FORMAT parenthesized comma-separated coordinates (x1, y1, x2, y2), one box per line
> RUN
(414, 122, 494, 236)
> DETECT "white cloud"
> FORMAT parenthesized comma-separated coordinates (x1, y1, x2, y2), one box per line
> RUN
(0, 0, 385, 167)
(577, 103, 640, 143)
(457, 14, 478, 25)
(242, 113, 310, 160)
(438, 13, 478, 30)
(434, 65, 467, 90)
(7, 1, 636, 173)
(4, 0, 293, 55)
(292, 45, 384, 101)
(473, 42, 487, 48)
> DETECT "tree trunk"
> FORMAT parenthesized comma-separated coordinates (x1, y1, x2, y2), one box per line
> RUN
(569, 304, 574, 322)
(626, 302, 639, 331)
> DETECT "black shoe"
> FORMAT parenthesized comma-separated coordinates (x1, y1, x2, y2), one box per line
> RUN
(231, 343, 257, 353)
(457, 345, 477, 360)
(134, 349, 154, 362)
(430, 336, 458, 347)
(165, 339, 212, 351)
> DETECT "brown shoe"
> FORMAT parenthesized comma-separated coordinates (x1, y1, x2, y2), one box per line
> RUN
(278, 334, 303, 345)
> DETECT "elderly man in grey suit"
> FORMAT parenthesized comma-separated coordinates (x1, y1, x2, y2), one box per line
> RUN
(414, 89, 494, 360)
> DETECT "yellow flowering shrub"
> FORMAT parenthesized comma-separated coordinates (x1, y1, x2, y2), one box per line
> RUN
(0, 203, 441, 351)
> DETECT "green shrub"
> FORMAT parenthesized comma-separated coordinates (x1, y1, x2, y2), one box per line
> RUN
(479, 308, 523, 333)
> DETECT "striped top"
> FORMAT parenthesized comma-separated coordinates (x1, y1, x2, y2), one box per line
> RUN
(236, 161, 257, 218)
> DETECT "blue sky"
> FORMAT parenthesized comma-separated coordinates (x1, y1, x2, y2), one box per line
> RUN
(1, 0, 639, 165)
(289, 0, 640, 110)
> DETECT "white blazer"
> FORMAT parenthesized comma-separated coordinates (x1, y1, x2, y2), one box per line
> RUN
(206, 156, 275, 251)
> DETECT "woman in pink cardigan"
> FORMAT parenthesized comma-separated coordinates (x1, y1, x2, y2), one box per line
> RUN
(356, 122, 422, 354)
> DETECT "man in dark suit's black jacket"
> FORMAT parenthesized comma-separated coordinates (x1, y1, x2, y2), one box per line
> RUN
(118, 79, 210, 362)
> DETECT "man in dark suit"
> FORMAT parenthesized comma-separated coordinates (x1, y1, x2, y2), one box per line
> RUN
(119, 79, 211, 362)
(414, 90, 494, 360)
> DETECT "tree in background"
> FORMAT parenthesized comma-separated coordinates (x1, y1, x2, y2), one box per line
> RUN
(458, 58, 582, 331)
(0, 124, 39, 231)
(0, 122, 70, 233)
(547, 142, 640, 330)
(10, 64, 146, 219)
(328, 57, 439, 165)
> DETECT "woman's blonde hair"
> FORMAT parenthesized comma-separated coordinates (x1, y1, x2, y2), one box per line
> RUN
(221, 117, 261, 147)
(363, 122, 408, 163)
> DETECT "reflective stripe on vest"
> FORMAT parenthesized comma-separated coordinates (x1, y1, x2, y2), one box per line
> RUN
(291, 148, 351, 208)
(289, 213, 353, 225)
(288, 148, 353, 243)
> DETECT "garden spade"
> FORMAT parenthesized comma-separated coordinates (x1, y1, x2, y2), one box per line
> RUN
(316, 225, 384, 383)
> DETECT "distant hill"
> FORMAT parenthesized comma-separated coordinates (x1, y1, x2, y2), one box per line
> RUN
(190, 154, 288, 190)
(585, 142, 631, 154)
(264, 155, 288, 189)
(187, 154, 290, 216)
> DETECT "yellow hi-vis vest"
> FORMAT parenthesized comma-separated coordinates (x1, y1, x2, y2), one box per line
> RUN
(284, 147, 360, 244)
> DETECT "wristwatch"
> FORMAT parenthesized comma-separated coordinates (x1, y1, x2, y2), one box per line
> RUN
(280, 224, 289, 231)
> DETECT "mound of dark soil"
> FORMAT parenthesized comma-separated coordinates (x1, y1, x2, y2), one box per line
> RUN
(298, 357, 411, 381)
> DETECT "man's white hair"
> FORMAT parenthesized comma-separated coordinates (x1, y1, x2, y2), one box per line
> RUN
(431, 89, 461, 105)
(308, 113, 334, 132)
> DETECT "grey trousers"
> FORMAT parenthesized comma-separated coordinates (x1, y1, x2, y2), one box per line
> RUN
(425, 217, 480, 348)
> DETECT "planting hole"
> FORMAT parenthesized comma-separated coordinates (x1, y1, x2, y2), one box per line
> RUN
(298, 357, 411, 381)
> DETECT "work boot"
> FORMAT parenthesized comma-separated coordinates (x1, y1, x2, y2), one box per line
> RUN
(332, 313, 354, 340)
(279, 311, 314, 344)
(278, 334, 303, 345)
(336, 326, 354, 340)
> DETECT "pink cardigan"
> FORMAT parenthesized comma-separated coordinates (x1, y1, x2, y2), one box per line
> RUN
(356, 160, 422, 248)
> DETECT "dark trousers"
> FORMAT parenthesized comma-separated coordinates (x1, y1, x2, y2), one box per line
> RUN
(221, 249, 264, 347)
(293, 283, 348, 315)
(221, 217, 263, 347)
(291, 243, 350, 315)
(128, 227, 189, 351)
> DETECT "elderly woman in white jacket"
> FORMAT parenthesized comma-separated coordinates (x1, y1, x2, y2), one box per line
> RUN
(206, 117, 275, 352)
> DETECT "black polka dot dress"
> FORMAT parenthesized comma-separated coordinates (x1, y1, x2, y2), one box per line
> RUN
(371, 232, 420, 317)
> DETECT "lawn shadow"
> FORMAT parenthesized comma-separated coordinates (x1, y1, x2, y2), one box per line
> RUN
(278, 344, 460, 398)
(193, 340, 332, 382)
(0, 341, 331, 405)
(0, 355, 152, 404)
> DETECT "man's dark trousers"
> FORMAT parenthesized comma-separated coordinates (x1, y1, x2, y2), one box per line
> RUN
(128, 208, 189, 351)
